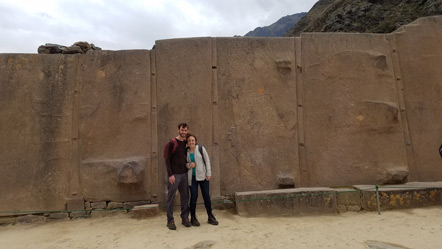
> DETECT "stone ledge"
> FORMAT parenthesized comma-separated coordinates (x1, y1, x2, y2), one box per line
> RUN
(235, 188, 337, 216)
(355, 182, 442, 211)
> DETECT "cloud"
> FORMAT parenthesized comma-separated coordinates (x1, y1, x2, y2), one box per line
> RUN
(0, 0, 317, 53)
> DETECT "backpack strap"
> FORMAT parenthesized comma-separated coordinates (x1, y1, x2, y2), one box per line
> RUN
(198, 145, 207, 167)
(172, 138, 178, 154)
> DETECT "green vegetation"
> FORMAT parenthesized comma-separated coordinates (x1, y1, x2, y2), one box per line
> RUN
(284, 0, 442, 36)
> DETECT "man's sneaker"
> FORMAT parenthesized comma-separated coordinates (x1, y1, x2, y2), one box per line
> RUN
(208, 214, 219, 226)
(191, 216, 200, 227)
(181, 218, 191, 227)
(167, 221, 176, 230)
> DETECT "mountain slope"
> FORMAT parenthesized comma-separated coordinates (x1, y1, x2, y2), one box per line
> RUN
(285, 0, 442, 36)
(245, 12, 306, 37)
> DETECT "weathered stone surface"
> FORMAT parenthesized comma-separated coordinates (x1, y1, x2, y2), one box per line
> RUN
(107, 202, 124, 209)
(381, 168, 409, 184)
(357, 182, 442, 211)
(85, 202, 91, 209)
(0, 54, 75, 215)
(0, 217, 16, 225)
(131, 204, 160, 218)
(334, 188, 362, 212)
(277, 174, 295, 188)
(90, 210, 126, 218)
(69, 211, 89, 219)
(78, 50, 152, 202)
(394, 16, 442, 181)
(81, 157, 147, 202)
(217, 37, 298, 194)
(37, 42, 101, 54)
(49, 212, 70, 219)
(123, 201, 151, 210)
(91, 202, 107, 209)
(2, 17, 442, 214)
(301, 33, 408, 187)
(235, 188, 337, 216)
(67, 197, 85, 211)
(15, 215, 46, 225)
(155, 38, 215, 203)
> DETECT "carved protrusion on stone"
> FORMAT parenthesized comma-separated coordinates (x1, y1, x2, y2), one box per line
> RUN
(275, 59, 292, 74)
(277, 173, 295, 188)
(379, 167, 409, 184)
(118, 160, 145, 184)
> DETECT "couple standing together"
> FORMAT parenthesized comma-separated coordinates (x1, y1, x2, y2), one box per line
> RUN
(164, 123, 218, 230)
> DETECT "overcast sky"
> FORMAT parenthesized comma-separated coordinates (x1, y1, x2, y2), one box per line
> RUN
(0, 0, 317, 54)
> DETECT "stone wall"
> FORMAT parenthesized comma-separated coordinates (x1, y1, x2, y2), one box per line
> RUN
(1, 16, 442, 214)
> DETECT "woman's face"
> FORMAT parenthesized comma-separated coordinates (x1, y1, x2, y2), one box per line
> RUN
(187, 136, 196, 148)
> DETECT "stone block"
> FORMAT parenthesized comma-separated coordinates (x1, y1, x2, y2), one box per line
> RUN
(80, 157, 148, 202)
(69, 211, 89, 219)
(216, 37, 299, 193)
(67, 197, 85, 212)
(49, 212, 70, 219)
(107, 202, 124, 209)
(235, 188, 337, 216)
(0, 217, 16, 225)
(356, 182, 442, 211)
(124, 201, 151, 210)
(85, 202, 92, 210)
(334, 188, 362, 212)
(131, 204, 160, 218)
(90, 210, 127, 218)
(79, 50, 153, 202)
(301, 33, 408, 187)
(394, 16, 442, 181)
(0, 53, 75, 215)
(15, 215, 46, 225)
(91, 202, 107, 209)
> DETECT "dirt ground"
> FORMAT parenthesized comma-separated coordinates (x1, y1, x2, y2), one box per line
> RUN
(1, 206, 442, 249)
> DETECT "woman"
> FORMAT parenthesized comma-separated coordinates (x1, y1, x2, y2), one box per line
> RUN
(186, 133, 218, 226)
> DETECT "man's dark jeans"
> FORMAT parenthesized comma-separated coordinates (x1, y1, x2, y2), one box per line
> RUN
(189, 175, 212, 217)
(166, 173, 189, 223)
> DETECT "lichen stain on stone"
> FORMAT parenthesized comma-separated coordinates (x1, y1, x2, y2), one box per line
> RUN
(389, 194, 404, 207)
(324, 197, 331, 206)
(430, 191, 436, 200)
(7, 57, 13, 63)
(96, 70, 106, 78)
(414, 193, 420, 200)
(355, 114, 365, 122)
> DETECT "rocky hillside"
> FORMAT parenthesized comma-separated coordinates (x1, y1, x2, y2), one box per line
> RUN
(285, 0, 442, 36)
(245, 12, 306, 37)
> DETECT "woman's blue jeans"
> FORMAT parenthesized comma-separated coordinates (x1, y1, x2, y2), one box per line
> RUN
(189, 175, 212, 217)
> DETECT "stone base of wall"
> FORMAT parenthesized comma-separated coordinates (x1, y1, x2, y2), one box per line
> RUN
(356, 182, 442, 211)
(234, 182, 442, 216)
(2, 182, 442, 225)
(235, 188, 338, 216)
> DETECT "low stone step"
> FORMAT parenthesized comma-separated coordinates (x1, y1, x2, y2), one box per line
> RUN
(235, 187, 337, 216)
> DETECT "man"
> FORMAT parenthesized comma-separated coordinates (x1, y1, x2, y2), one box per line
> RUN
(165, 123, 191, 230)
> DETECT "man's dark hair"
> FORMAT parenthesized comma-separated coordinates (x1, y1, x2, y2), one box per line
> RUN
(178, 123, 188, 129)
